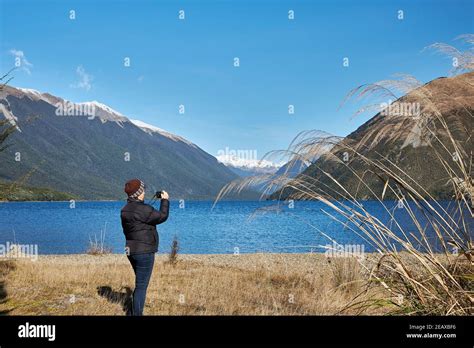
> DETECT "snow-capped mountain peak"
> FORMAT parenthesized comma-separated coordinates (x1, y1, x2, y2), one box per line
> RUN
(17, 88, 44, 99)
(16, 87, 57, 104)
(3, 86, 200, 145)
(83, 101, 125, 117)
(130, 119, 197, 148)
(76, 100, 128, 126)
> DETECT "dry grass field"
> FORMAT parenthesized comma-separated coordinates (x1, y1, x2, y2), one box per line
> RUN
(0, 253, 390, 315)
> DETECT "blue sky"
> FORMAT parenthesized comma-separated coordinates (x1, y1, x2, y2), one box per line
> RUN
(0, 0, 473, 161)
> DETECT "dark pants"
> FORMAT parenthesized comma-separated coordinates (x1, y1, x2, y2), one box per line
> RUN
(127, 252, 155, 316)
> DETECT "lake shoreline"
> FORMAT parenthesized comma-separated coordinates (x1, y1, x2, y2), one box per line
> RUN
(1, 252, 377, 267)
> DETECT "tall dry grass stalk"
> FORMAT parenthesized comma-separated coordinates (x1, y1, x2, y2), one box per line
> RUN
(215, 36, 473, 315)
(87, 222, 112, 255)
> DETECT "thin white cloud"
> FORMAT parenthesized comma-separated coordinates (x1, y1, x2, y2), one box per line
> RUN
(70, 65, 93, 91)
(137, 75, 145, 82)
(9, 49, 33, 75)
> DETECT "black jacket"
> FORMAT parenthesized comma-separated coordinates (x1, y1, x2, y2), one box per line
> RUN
(121, 198, 169, 255)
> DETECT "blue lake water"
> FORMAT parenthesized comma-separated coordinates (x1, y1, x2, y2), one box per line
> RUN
(0, 200, 470, 254)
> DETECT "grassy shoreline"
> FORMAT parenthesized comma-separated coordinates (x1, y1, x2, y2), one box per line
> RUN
(0, 253, 391, 315)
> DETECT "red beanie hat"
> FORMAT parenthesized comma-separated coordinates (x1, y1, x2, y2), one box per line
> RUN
(124, 179, 145, 198)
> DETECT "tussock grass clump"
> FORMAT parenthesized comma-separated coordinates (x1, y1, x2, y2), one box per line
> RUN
(216, 36, 474, 315)
(0, 260, 16, 278)
(86, 243, 113, 256)
(328, 257, 363, 293)
(86, 223, 112, 255)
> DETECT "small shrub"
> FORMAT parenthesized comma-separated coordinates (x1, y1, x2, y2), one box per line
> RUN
(167, 236, 179, 265)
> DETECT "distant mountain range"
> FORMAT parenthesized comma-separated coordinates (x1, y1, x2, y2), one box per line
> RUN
(3, 72, 470, 202)
(272, 72, 474, 200)
(216, 154, 283, 177)
(0, 86, 257, 200)
(217, 139, 337, 194)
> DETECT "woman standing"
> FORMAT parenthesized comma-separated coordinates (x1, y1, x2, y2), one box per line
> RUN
(120, 179, 169, 315)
